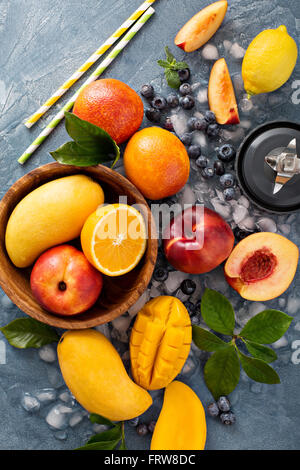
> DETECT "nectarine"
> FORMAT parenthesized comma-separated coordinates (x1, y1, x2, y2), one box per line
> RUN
(225, 232, 299, 301)
(163, 206, 234, 274)
(175, 1, 228, 53)
(208, 58, 240, 125)
(30, 245, 103, 316)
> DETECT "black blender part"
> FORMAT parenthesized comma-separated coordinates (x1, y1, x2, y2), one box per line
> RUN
(236, 121, 300, 213)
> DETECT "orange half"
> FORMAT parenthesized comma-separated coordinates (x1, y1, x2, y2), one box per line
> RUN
(81, 204, 147, 276)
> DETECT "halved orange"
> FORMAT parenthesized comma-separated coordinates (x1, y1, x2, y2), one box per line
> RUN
(81, 204, 147, 276)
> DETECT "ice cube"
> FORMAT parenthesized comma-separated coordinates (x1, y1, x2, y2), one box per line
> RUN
(47, 366, 65, 388)
(95, 323, 111, 340)
(223, 40, 232, 51)
(220, 127, 245, 142)
(54, 431, 68, 441)
(287, 295, 300, 315)
(34, 388, 57, 404)
(202, 44, 219, 60)
(230, 43, 246, 60)
(21, 393, 40, 413)
(196, 88, 208, 104)
(233, 205, 248, 225)
(59, 390, 76, 405)
(211, 200, 232, 220)
(46, 404, 73, 430)
(248, 302, 266, 317)
(179, 184, 196, 208)
(278, 224, 291, 235)
(239, 120, 252, 129)
(278, 298, 286, 309)
(233, 75, 244, 95)
(164, 271, 189, 294)
(192, 131, 208, 149)
(238, 195, 250, 208)
(240, 98, 253, 113)
(69, 411, 84, 427)
(272, 336, 288, 349)
(170, 110, 189, 137)
(150, 285, 161, 298)
(93, 423, 109, 433)
(256, 217, 277, 233)
(38, 344, 56, 363)
(239, 216, 256, 231)
(294, 322, 300, 331)
(128, 290, 150, 317)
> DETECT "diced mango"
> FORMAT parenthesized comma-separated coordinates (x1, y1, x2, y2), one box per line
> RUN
(129, 296, 192, 390)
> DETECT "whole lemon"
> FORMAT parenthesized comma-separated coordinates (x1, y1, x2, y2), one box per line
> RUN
(242, 25, 298, 97)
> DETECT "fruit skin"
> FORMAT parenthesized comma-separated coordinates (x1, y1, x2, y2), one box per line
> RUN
(175, 1, 228, 53)
(164, 206, 234, 275)
(57, 329, 152, 421)
(124, 127, 190, 200)
(73, 79, 144, 144)
(225, 232, 299, 301)
(130, 296, 192, 390)
(30, 245, 103, 316)
(150, 381, 207, 450)
(242, 25, 298, 96)
(208, 58, 240, 125)
(5, 175, 104, 268)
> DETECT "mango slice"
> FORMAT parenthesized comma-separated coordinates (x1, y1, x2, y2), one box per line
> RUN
(151, 381, 207, 450)
(130, 296, 192, 390)
(57, 329, 152, 421)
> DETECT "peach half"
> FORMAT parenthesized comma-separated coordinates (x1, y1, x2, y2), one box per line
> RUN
(174, 1, 228, 53)
(224, 232, 299, 301)
(208, 58, 240, 125)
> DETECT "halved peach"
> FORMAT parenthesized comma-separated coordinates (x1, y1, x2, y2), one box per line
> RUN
(208, 58, 240, 125)
(225, 232, 299, 301)
(174, 1, 228, 53)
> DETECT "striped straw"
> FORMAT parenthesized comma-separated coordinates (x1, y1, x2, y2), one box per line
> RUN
(24, 0, 157, 128)
(18, 7, 155, 165)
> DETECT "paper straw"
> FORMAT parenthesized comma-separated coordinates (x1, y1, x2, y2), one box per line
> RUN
(24, 0, 157, 128)
(18, 7, 155, 165)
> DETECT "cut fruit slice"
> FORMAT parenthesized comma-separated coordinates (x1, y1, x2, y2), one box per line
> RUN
(174, 1, 228, 53)
(224, 232, 299, 301)
(81, 203, 147, 277)
(208, 58, 240, 125)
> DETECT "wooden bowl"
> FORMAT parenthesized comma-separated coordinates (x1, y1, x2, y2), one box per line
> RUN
(0, 163, 157, 329)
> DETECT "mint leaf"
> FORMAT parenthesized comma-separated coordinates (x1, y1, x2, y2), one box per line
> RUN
(201, 289, 235, 336)
(164, 69, 181, 89)
(192, 325, 229, 352)
(237, 350, 280, 384)
(0, 318, 59, 349)
(240, 309, 292, 344)
(157, 59, 171, 68)
(204, 345, 240, 399)
(51, 112, 120, 168)
(169, 61, 189, 71)
(87, 424, 122, 444)
(244, 340, 277, 363)
(76, 422, 122, 450)
(165, 46, 175, 63)
(89, 413, 115, 427)
(157, 47, 190, 89)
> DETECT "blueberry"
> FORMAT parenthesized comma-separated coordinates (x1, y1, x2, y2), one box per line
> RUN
(205, 110, 216, 123)
(145, 107, 161, 123)
(220, 173, 235, 188)
(184, 301, 196, 316)
(152, 95, 167, 110)
(167, 93, 179, 108)
(180, 133, 193, 146)
(181, 279, 196, 295)
(136, 423, 149, 436)
(194, 118, 208, 132)
(148, 421, 156, 433)
(188, 144, 201, 159)
(164, 117, 174, 131)
(220, 411, 236, 425)
(206, 123, 219, 137)
(214, 161, 225, 176)
(207, 402, 220, 418)
(217, 144, 236, 163)
(191, 315, 200, 325)
(217, 396, 231, 412)
(179, 95, 195, 110)
(178, 68, 190, 82)
(140, 84, 154, 99)
(153, 267, 168, 282)
(187, 116, 198, 130)
(196, 156, 208, 169)
(223, 187, 236, 201)
(202, 167, 215, 179)
(129, 417, 140, 427)
(179, 83, 192, 96)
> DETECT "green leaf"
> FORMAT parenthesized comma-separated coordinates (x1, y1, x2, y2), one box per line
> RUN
(204, 345, 240, 399)
(157, 59, 171, 69)
(50, 112, 120, 168)
(119, 439, 127, 450)
(192, 325, 229, 352)
(201, 289, 235, 336)
(89, 413, 115, 427)
(169, 61, 189, 71)
(244, 339, 277, 363)
(165, 46, 175, 63)
(0, 318, 59, 349)
(76, 439, 121, 450)
(87, 424, 122, 444)
(164, 68, 181, 89)
(240, 309, 293, 344)
(237, 350, 280, 384)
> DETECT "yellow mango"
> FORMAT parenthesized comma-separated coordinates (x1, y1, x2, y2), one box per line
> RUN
(5, 175, 104, 268)
(57, 329, 152, 421)
(130, 296, 191, 390)
(151, 381, 207, 450)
